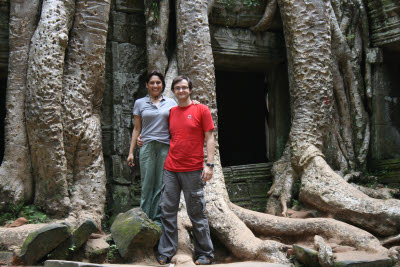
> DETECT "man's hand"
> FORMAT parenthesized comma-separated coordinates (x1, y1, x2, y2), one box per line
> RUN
(127, 154, 135, 167)
(137, 134, 144, 148)
(202, 165, 213, 182)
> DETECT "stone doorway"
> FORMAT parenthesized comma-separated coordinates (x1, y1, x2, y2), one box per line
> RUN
(216, 71, 268, 167)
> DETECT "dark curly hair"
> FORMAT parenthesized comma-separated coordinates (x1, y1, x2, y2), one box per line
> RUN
(145, 70, 166, 92)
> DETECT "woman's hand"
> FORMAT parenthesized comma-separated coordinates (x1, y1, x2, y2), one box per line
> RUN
(127, 154, 135, 167)
(137, 134, 144, 148)
(193, 100, 201, 105)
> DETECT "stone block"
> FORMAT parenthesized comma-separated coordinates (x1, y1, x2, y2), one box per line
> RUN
(72, 219, 98, 249)
(110, 208, 161, 260)
(372, 93, 394, 125)
(47, 237, 74, 260)
(111, 185, 135, 215)
(112, 42, 146, 73)
(371, 158, 400, 184)
(293, 244, 319, 267)
(368, 0, 400, 49)
(111, 11, 145, 44)
(84, 238, 110, 263)
(211, 26, 284, 72)
(19, 223, 71, 265)
(209, 0, 268, 28)
(0, 251, 14, 266)
(115, 0, 144, 13)
(44, 260, 111, 267)
(112, 155, 131, 185)
(366, 48, 383, 64)
(227, 182, 250, 202)
(223, 163, 273, 209)
(0, 224, 46, 251)
(101, 127, 113, 156)
(371, 124, 400, 160)
(0, 0, 9, 75)
(121, 109, 133, 128)
(334, 251, 392, 266)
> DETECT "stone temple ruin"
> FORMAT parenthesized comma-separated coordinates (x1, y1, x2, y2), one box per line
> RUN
(0, 0, 399, 221)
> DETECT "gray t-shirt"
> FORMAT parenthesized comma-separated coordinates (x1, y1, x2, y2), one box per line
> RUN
(133, 95, 177, 145)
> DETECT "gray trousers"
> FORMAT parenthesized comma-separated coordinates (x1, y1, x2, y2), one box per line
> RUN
(158, 169, 214, 260)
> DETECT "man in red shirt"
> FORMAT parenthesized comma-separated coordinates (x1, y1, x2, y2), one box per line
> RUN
(157, 76, 215, 265)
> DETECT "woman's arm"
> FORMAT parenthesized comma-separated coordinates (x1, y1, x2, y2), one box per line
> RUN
(127, 115, 142, 167)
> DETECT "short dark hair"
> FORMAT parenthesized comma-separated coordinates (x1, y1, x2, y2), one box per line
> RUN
(145, 70, 166, 92)
(171, 75, 193, 92)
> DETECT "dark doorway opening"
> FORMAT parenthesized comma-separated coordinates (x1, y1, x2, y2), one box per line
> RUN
(216, 71, 268, 167)
(0, 77, 6, 164)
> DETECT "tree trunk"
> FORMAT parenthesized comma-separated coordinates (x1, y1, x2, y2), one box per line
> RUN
(25, 0, 75, 216)
(0, 0, 40, 210)
(15, 0, 110, 226)
(61, 0, 111, 227)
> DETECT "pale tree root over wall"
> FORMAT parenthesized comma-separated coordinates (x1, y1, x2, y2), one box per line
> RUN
(5, 0, 112, 228)
(0, 0, 40, 210)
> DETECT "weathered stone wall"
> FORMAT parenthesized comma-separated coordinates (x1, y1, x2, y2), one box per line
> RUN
(370, 48, 400, 185)
(0, 0, 9, 77)
(367, 0, 400, 185)
(223, 163, 273, 211)
(0, 0, 9, 164)
(102, 0, 148, 220)
(368, 0, 400, 50)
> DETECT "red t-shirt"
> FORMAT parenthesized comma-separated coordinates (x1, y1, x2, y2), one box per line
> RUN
(164, 103, 215, 172)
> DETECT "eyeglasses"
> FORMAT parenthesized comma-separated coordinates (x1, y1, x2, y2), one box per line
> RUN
(174, 86, 189, 91)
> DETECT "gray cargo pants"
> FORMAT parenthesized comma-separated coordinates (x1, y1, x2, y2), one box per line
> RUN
(158, 169, 214, 260)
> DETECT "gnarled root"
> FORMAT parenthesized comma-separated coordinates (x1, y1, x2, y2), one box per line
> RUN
(230, 202, 387, 254)
(208, 198, 290, 264)
(314, 235, 334, 267)
(171, 208, 195, 265)
(300, 156, 400, 236)
(267, 146, 296, 216)
(350, 183, 398, 200)
(250, 0, 277, 32)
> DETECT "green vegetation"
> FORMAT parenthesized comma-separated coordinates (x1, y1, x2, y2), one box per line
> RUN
(146, 0, 160, 21)
(107, 243, 119, 261)
(0, 203, 50, 226)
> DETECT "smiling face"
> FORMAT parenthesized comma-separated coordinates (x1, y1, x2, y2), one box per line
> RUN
(172, 79, 192, 102)
(146, 75, 163, 97)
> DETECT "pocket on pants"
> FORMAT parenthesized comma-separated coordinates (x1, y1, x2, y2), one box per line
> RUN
(190, 190, 205, 216)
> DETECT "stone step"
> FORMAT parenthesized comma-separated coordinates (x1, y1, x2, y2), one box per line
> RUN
(334, 251, 392, 267)
(44, 260, 288, 267)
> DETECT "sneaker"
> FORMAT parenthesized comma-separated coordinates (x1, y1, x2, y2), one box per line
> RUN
(157, 254, 170, 265)
(195, 256, 212, 265)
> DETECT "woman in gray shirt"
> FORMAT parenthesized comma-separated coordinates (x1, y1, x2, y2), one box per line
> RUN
(127, 71, 177, 225)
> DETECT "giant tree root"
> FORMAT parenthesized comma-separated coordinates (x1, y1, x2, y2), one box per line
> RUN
(300, 156, 400, 237)
(171, 213, 196, 266)
(230, 202, 388, 254)
(203, 164, 291, 265)
(267, 146, 296, 216)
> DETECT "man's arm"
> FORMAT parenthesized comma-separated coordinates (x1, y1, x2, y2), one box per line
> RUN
(202, 130, 215, 182)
